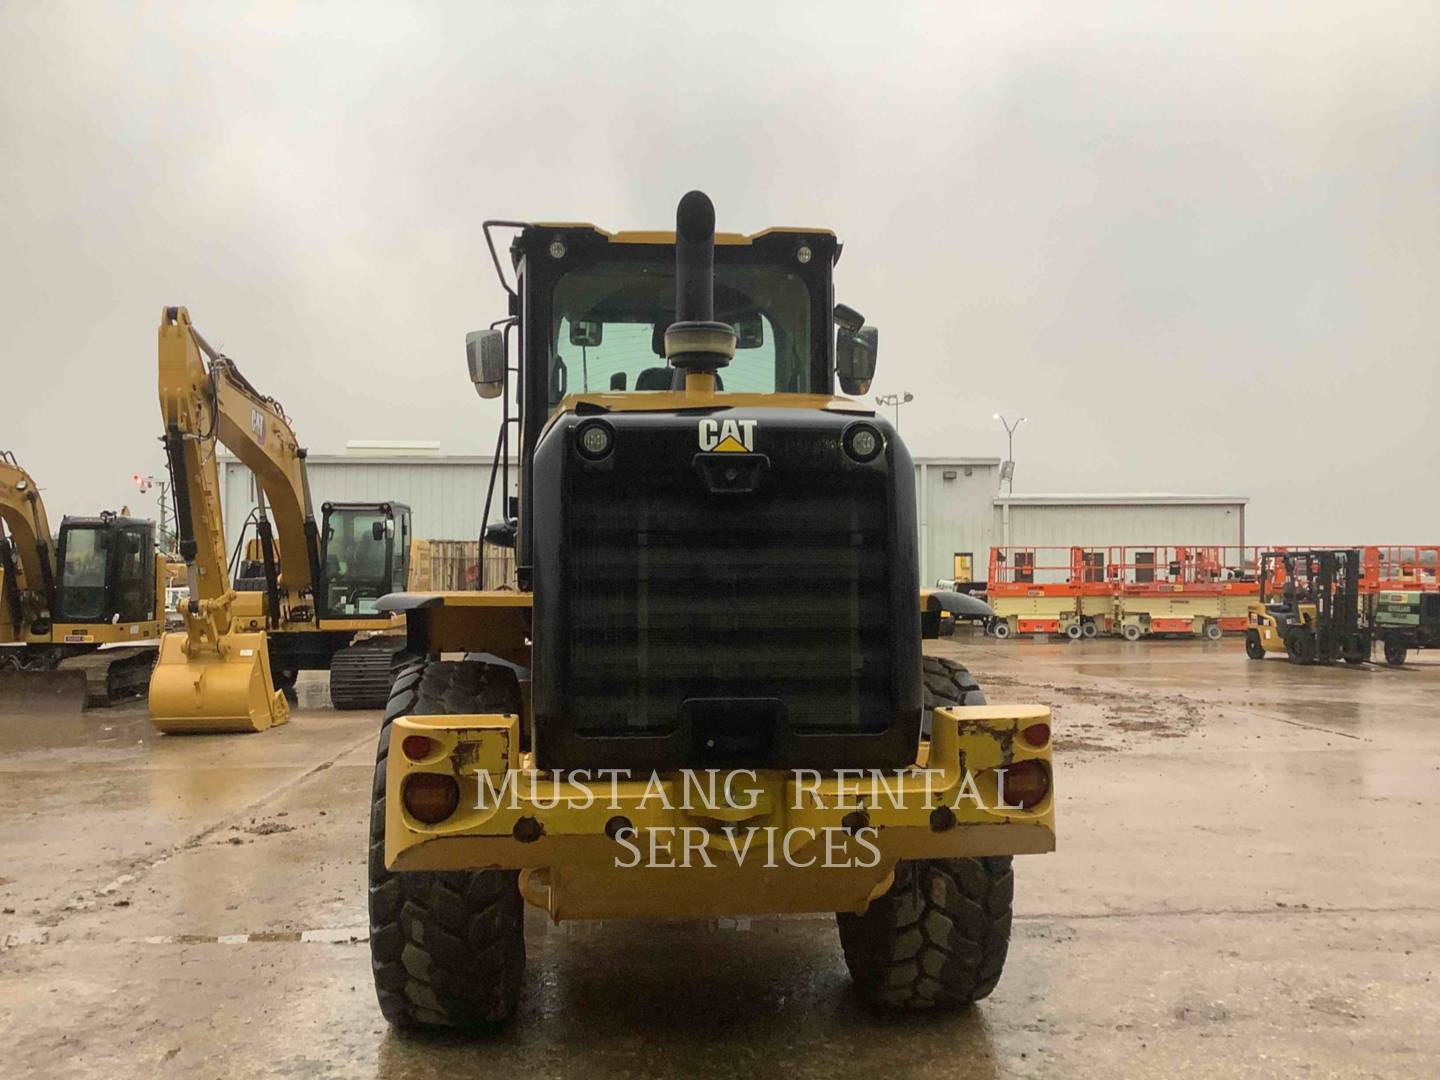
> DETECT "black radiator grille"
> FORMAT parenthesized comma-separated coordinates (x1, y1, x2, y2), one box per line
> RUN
(563, 473, 893, 736)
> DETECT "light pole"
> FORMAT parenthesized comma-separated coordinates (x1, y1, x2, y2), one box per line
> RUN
(992, 413, 1025, 494)
(875, 392, 914, 432)
(132, 473, 173, 551)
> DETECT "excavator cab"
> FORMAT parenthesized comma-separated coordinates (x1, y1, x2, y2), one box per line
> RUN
(318, 501, 410, 617)
(52, 515, 158, 629)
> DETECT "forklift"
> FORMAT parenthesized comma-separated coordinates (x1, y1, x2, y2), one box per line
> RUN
(1245, 549, 1370, 665)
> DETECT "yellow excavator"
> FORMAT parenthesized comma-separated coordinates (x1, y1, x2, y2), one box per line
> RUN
(1, 451, 165, 707)
(150, 307, 412, 733)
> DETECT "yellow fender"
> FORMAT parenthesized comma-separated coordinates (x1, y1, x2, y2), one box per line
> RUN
(148, 630, 289, 734)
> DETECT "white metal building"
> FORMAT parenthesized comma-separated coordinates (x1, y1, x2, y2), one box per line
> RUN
(219, 448, 515, 550)
(992, 493, 1248, 550)
(219, 449, 1246, 589)
(914, 457, 1003, 587)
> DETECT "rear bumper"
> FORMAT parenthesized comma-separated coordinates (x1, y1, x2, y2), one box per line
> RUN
(384, 703, 1055, 919)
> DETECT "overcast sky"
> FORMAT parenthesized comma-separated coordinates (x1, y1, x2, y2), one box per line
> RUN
(2, 1, 1436, 543)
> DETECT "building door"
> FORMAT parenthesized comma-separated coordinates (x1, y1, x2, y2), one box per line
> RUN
(952, 552, 974, 583)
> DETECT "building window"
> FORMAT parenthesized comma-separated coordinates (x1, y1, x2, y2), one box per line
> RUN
(1135, 551, 1155, 584)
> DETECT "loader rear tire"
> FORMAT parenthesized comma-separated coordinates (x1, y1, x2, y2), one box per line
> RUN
(921, 655, 986, 737)
(368, 657, 526, 1029)
(843, 658, 1011, 1009)
(838, 856, 1014, 1009)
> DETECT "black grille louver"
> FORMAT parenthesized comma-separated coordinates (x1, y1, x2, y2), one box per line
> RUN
(566, 472, 892, 737)
(530, 410, 924, 772)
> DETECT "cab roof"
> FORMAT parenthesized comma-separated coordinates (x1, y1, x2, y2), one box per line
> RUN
(528, 223, 836, 246)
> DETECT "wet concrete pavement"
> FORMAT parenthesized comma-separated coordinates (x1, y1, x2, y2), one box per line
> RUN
(0, 640, 1436, 1077)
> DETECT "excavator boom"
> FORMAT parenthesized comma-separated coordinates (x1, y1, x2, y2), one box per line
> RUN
(150, 307, 410, 732)
(150, 307, 289, 733)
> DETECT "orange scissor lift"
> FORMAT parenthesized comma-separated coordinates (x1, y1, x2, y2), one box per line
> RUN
(986, 544, 1439, 643)
(987, 547, 1114, 639)
(1110, 546, 1262, 640)
(1362, 546, 1440, 593)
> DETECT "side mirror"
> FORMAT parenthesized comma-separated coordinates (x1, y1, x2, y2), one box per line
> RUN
(569, 320, 603, 347)
(733, 312, 764, 349)
(836, 326, 878, 395)
(465, 330, 506, 400)
(833, 303, 865, 333)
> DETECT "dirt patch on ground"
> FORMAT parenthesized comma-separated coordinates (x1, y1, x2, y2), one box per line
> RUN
(235, 818, 296, 837)
(1053, 736, 1115, 753)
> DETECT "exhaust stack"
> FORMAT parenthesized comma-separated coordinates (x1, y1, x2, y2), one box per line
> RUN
(664, 190, 736, 381)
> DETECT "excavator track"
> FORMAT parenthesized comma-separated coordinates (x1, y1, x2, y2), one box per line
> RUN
(328, 637, 405, 710)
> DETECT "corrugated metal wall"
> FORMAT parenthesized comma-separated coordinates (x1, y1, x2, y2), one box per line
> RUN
(993, 502, 1244, 549)
(916, 461, 1001, 586)
(220, 455, 1244, 586)
(220, 455, 517, 547)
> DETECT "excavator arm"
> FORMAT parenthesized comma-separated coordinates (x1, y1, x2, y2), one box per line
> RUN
(150, 307, 294, 732)
(0, 451, 57, 640)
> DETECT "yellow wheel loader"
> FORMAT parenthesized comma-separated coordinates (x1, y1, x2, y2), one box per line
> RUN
(150, 309, 413, 733)
(367, 193, 1053, 1027)
(0, 451, 164, 707)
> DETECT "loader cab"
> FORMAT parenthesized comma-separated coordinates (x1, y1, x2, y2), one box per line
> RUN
(318, 501, 410, 618)
(463, 198, 917, 773)
(471, 220, 877, 586)
(52, 515, 157, 627)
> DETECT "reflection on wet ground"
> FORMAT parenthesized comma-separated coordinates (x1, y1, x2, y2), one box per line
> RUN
(0, 638, 1437, 1077)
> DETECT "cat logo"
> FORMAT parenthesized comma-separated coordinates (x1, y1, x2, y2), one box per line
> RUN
(697, 418, 758, 453)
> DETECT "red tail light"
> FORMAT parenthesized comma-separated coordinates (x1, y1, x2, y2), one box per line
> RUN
(401, 735, 434, 761)
(1020, 723, 1050, 748)
(997, 760, 1050, 810)
(403, 774, 460, 824)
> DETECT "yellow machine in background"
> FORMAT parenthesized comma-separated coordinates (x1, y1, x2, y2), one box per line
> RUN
(150, 308, 412, 733)
(1246, 549, 1369, 665)
(1, 451, 165, 707)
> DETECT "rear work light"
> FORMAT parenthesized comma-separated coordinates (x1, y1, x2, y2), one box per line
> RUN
(403, 773, 460, 825)
(996, 759, 1050, 810)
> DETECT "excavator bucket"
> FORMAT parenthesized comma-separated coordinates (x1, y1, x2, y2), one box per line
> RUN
(148, 631, 289, 733)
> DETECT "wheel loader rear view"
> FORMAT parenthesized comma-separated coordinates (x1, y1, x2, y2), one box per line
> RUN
(367, 192, 1055, 1027)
